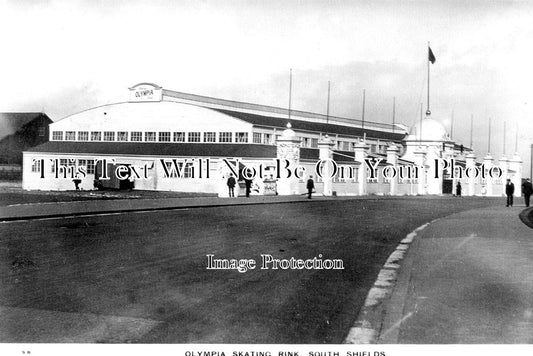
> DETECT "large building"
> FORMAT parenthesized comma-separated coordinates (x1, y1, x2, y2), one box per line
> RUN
(0, 112, 52, 164)
(23, 83, 408, 195)
(22, 83, 522, 197)
(0, 112, 52, 180)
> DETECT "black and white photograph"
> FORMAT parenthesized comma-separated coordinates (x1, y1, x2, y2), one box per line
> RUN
(1, 1, 533, 355)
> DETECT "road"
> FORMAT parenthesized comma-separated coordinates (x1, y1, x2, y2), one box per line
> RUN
(0, 197, 498, 343)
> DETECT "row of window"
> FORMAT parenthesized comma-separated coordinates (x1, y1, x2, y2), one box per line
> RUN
(51, 131, 250, 143)
(31, 159, 96, 175)
(330, 141, 387, 153)
(252, 133, 322, 148)
(252, 132, 275, 145)
(30, 158, 409, 185)
(300, 138, 386, 152)
(369, 144, 388, 154)
(50, 130, 390, 152)
(300, 137, 320, 149)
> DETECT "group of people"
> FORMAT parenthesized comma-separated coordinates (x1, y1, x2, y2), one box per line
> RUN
(226, 173, 317, 199)
(225, 173, 257, 198)
(506, 178, 533, 207)
(457, 178, 533, 208)
(228, 173, 533, 207)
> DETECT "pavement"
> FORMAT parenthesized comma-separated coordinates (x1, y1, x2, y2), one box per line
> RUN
(377, 204, 533, 344)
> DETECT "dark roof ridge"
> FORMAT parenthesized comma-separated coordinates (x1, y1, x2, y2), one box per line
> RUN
(213, 108, 406, 141)
(162, 88, 400, 132)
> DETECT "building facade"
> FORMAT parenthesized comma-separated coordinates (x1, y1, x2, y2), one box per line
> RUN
(23, 83, 405, 195)
(22, 83, 522, 197)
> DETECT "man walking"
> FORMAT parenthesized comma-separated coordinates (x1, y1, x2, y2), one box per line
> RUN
(505, 179, 515, 207)
(307, 175, 315, 199)
(522, 178, 533, 207)
(227, 173, 236, 197)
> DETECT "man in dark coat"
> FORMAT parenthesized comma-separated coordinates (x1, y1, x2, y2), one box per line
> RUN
(306, 175, 315, 199)
(522, 178, 533, 207)
(227, 173, 236, 197)
(456, 182, 462, 197)
(505, 179, 515, 207)
(244, 178, 252, 198)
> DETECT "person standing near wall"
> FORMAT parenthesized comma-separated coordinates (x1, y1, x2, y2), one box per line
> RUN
(73, 178, 81, 191)
(307, 175, 315, 199)
(244, 178, 252, 198)
(227, 173, 236, 198)
(505, 178, 515, 207)
(522, 178, 533, 207)
(456, 182, 462, 197)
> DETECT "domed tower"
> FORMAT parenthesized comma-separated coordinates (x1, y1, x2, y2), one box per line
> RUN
(403, 115, 452, 156)
(402, 114, 453, 195)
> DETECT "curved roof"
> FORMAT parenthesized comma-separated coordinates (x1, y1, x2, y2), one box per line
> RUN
(50, 99, 407, 142)
(52, 101, 252, 131)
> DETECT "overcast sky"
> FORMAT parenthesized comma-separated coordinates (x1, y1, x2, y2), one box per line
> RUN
(1, 0, 532, 175)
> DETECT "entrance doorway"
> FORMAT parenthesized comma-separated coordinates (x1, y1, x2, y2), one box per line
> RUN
(442, 178, 453, 194)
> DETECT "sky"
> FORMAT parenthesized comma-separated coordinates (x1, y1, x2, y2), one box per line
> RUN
(1, 0, 532, 176)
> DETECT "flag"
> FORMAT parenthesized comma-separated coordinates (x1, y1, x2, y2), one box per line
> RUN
(428, 46, 436, 64)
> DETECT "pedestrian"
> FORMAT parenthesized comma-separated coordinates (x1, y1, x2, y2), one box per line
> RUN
(244, 178, 252, 198)
(456, 182, 462, 197)
(306, 175, 315, 199)
(522, 178, 533, 207)
(227, 173, 236, 197)
(505, 178, 515, 207)
(73, 178, 81, 190)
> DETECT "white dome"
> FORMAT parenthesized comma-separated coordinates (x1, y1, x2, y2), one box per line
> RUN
(409, 117, 448, 141)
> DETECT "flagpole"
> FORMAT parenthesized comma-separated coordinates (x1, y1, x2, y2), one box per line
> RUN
(503, 121, 506, 155)
(288, 68, 292, 123)
(488, 117, 491, 154)
(515, 123, 518, 153)
(361, 89, 366, 139)
(427, 42, 430, 116)
(392, 96, 396, 134)
(419, 103, 423, 144)
(450, 110, 454, 140)
(326, 81, 330, 125)
(361, 89, 365, 129)
(470, 114, 473, 149)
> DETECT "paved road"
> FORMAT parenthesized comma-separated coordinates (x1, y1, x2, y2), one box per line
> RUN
(380, 205, 533, 343)
(0, 196, 499, 343)
(0, 194, 473, 222)
(0, 195, 320, 221)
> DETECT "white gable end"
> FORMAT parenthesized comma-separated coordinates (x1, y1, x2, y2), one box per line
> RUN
(50, 101, 253, 132)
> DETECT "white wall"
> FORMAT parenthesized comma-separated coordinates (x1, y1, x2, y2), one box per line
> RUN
(23, 152, 96, 191)
(23, 153, 279, 194)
